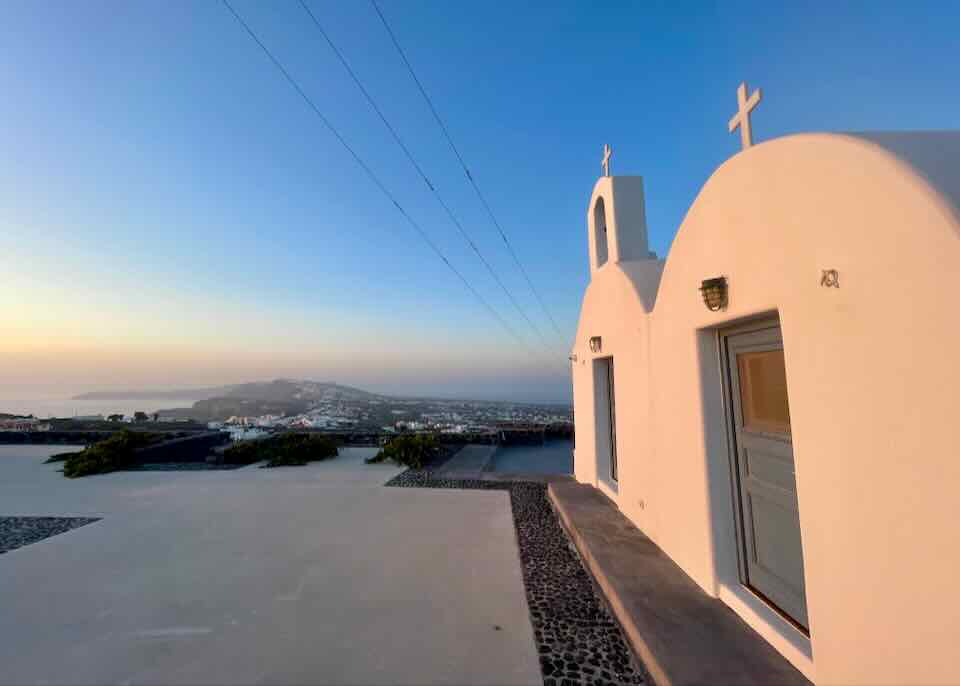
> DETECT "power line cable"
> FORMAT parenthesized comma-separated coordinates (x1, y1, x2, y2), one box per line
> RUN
(220, 0, 554, 370)
(370, 0, 564, 338)
(297, 0, 555, 356)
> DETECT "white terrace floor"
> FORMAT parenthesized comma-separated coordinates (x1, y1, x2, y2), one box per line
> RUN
(0, 445, 541, 686)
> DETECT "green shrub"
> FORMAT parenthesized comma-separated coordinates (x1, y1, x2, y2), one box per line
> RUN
(223, 433, 338, 468)
(221, 440, 264, 466)
(367, 434, 439, 470)
(62, 430, 163, 478)
(44, 450, 83, 464)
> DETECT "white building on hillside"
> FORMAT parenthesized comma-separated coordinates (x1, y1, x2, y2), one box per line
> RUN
(570, 87, 960, 685)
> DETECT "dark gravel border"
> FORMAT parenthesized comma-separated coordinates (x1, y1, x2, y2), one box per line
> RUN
(0, 516, 100, 555)
(386, 470, 645, 686)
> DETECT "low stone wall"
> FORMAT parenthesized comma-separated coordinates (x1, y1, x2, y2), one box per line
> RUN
(438, 433, 499, 446)
(289, 430, 500, 446)
(0, 431, 114, 445)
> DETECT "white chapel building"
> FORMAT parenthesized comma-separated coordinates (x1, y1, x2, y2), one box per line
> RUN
(570, 86, 960, 684)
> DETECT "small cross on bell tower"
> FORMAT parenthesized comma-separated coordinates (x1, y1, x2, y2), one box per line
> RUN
(601, 144, 612, 177)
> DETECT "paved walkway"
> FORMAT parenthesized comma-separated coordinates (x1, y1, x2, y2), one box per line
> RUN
(549, 481, 809, 686)
(0, 445, 541, 686)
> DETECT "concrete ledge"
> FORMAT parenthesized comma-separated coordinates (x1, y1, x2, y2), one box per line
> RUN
(548, 481, 810, 686)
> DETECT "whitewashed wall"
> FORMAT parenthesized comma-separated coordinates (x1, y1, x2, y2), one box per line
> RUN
(572, 132, 960, 685)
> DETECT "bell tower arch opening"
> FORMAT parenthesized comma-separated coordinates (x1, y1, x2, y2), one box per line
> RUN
(594, 196, 609, 268)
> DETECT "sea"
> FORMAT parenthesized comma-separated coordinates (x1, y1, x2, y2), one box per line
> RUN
(0, 396, 200, 419)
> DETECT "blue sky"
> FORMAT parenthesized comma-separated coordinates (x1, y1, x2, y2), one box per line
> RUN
(1, 1, 957, 402)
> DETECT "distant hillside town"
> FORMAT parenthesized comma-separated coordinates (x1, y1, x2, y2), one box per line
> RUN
(2, 380, 572, 442)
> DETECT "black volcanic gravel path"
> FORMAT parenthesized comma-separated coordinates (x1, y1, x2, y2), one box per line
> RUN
(0, 516, 100, 555)
(386, 470, 646, 686)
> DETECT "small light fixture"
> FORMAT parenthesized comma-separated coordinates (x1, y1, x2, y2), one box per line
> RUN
(589, 336, 602, 353)
(699, 277, 728, 311)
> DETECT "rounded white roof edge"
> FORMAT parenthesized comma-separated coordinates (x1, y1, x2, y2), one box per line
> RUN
(740, 130, 960, 221)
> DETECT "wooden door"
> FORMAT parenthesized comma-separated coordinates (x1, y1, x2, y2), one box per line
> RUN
(724, 323, 808, 630)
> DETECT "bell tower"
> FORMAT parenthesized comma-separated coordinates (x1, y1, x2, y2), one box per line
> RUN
(587, 145, 655, 275)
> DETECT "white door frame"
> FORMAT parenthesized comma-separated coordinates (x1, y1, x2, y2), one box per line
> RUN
(593, 356, 619, 495)
(709, 316, 814, 677)
(723, 322, 808, 630)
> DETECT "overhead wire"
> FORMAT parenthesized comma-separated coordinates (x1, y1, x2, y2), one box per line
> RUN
(370, 0, 565, 339)
(221, 0, 557, 369)
(296, 0, 557, 358)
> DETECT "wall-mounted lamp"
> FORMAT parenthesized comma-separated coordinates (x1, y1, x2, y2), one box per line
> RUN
(588, 336, 602, 353)
(699, 277, 728, 311)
